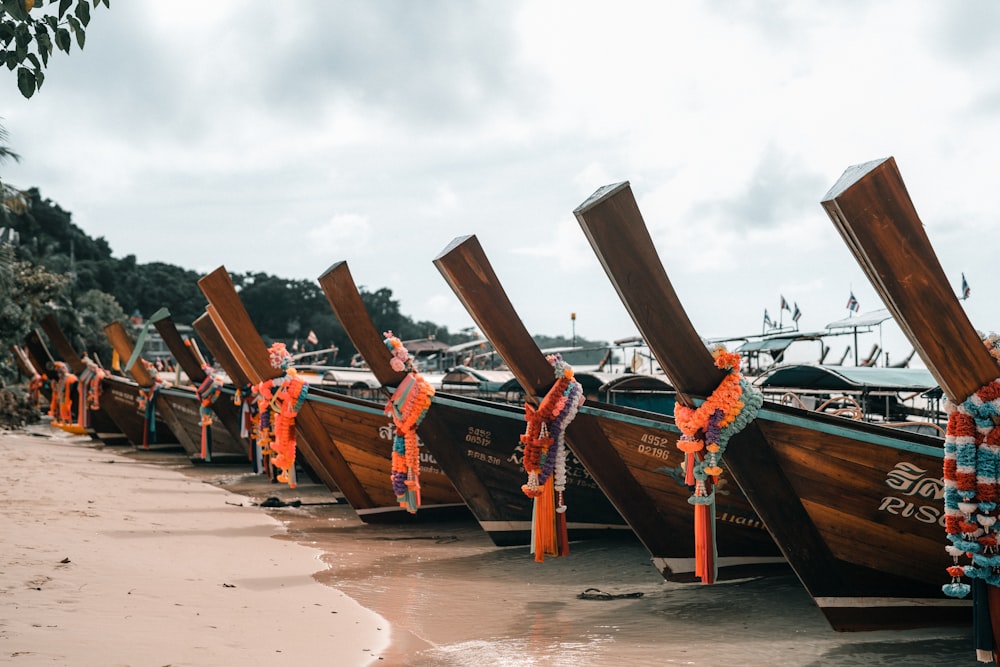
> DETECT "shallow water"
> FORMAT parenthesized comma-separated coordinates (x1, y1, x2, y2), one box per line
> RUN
(189, 462, 982, 667)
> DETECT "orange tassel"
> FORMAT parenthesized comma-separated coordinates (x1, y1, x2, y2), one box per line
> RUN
(694, 502, 716, 584)
(534, 478, 557, 562)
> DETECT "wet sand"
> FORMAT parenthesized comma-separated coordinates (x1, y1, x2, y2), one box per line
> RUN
(3, 425, 987, 666)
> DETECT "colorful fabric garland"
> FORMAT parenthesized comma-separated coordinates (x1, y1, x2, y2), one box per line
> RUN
(195, 364, 223, 461)
(519, 354, 585, 561)
(252, 343, 309, 487)
(383, 332, 434, 513)
(940, 342, 1000, 663)
(48, 362, 77, 426)
(137, 361, 165, 449)
(673, 346, 762, 583)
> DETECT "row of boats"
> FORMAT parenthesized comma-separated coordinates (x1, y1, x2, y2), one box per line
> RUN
(9, 158, 992, 645)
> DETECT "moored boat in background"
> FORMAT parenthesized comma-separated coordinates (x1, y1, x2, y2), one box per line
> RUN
(37, 314, 128, 445)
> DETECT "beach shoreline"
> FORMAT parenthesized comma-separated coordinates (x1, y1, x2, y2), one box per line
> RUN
(2, 423, 989, 666)
(0, 425, 389, 666)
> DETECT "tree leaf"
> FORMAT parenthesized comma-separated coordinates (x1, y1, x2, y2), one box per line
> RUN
(54, 26, 69, 51)
(65, 16, 83, 48)
(74, 0, 89, 27)
(34, 23, 49, 65)
(0, 21, 15, 45)
(16, 65, 35, 98)
(1, 0, 29, 22)
(57, 0, 70, 19)
(13, 20, 29, 48)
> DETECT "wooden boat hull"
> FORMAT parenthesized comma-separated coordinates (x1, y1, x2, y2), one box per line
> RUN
(156, 386, 249, 462)
(28, 318, 129, 446)
(303, 385, 468, 522)
(197, 267, 469, 522)
(317, 260, 644, 548)
(425, 393, 630, 546)
(98, 375, 182, 451)
(755, 404, 967, 629)
(574, 179, 968, 630)
(427, 239, 785, 579)
(578, 399, 782, 579)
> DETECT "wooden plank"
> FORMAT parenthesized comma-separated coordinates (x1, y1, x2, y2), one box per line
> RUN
(821, 156, 998, 401)
(24, 329, 55, 376)
(153, 315, 208, 384)
(193, 312, 253, 387)
(317, 262, 406, 388)
(573, 182, 844, 593)
(39, 314, 86, 375)
(10, 344, 37, 377)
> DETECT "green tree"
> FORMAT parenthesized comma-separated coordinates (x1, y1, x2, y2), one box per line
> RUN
(0, 243, 69, 381)
(0, 120, 23, 225)
(1, 0, 109, 99)
(64, 287, 125, 363)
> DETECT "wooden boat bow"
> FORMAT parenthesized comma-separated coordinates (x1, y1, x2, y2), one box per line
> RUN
(821, 156, 997, 400)
(434, 236, 556, 400)
(574, 181, 842, 590)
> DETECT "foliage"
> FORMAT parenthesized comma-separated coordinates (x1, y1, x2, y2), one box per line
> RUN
(0, 120, 22, 226)
(0, 385, 38, 428)
(0, 242, 69, 380)
(1, 0, 110, 99)
(55, 287, 125, 364)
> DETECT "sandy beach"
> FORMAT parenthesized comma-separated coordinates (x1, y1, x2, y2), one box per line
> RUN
(1, 424, 990, 666)
(0, 426, 387, 666)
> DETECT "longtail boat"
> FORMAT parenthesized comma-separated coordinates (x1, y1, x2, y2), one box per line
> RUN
(198, 267, 468, 521)
(574, 180, 965, 631)
(10, 343, 49, 414)
(150, 313, 250, 462)
(430, 239, 781, 575)
(102, 321, 188, 452)
(821, 156, 1000, 656)
(320, 260, 642, 550)
(21, 330, 62, 422)
(191, 312, 262, 463)
(37, 315, 128, 444)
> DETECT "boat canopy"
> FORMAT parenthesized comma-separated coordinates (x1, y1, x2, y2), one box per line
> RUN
(755, 364, 937, 392)
(735, 332, 826, 355)
(600, 374, 674, 393)
(440, 366, 514, 393)
(824, 308, 894, 331)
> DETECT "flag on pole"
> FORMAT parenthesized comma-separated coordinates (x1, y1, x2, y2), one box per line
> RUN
(763, 309, 773, 328)
(307, 330, 319, 345)
(780, 295, 790, 312)
(792, 303, 802, 322)
(846, 291, 860, 312)
(962, 273, 971, 300)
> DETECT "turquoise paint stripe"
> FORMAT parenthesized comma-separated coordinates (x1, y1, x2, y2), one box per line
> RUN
(431, 394, 525, 421)
(159, 387, 198, 400)
(305, 391, 388, 417)
(580, 405, 682, 434)
(755, 407, 943, 458)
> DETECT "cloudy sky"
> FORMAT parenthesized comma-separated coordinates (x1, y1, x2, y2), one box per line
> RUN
(4, 1, 1000, 366)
